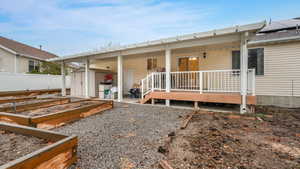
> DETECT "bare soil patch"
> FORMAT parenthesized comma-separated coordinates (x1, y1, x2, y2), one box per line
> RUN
(18, 100, 102, 117)
(0, 130, 49, 166)
(159, 111, 300, 169)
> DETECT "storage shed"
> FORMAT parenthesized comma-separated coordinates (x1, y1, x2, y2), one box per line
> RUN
(70, 68, 116, 97)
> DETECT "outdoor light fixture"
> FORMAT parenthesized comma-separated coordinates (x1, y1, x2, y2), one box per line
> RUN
(189, 57, 197, 61)
(203, 52, 207, 59)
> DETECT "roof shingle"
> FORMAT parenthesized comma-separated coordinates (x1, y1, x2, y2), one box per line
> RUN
(0, 36, 57, 60)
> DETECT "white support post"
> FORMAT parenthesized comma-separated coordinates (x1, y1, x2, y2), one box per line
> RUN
(240, 32, 249, 114)
(199, 71, 203, 94)
(165, 48, 171, 106)
(117, 55, 123, 102)
(85, 58, 90, 98)
(61, 62, 66, 96)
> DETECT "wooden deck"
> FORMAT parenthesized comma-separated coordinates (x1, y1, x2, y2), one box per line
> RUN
(140, 91, 256, 105)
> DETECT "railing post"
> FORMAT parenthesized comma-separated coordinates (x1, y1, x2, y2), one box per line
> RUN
(252, 69, 256, 96)
(151, 73, 154, 92)
(146, 74, 149, 91)
(199, 71, 203, 94)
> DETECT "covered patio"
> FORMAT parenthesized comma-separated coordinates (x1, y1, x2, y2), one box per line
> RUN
(51, 21, 266, 113)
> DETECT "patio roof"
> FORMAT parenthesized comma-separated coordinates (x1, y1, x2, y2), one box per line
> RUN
(49, 21, 266, 62)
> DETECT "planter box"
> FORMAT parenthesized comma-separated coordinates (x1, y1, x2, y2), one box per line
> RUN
(0, 98, 71, 113)
(0, 122, 77, 169)
(0, 100, 113, 129)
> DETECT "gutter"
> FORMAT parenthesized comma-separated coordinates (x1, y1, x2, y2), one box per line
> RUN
(48, 20, 266, 62)
(248, 35, 300, 45)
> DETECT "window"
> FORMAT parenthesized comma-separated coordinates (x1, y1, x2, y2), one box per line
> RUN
(232, 48, 264, 75)
(28, 60, 40, 72)
(147, 57, 157, 70)
(178, 57, 199, 71)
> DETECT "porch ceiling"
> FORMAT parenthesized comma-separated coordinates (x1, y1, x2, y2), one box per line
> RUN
(49, 21, 266, 63)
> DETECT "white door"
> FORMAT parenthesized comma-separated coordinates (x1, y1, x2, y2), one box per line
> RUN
(123, 69, 134, 94)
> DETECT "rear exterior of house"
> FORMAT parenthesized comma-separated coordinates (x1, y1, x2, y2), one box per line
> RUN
(53, 18, 300, 113)
(0, 36, 57, 73)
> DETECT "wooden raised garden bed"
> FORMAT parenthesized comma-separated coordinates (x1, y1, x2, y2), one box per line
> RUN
(0, 98, 71, 113)
(0, 100, 113, 129)
(0, 88, 70, 97)
(0, 122, 77, 169)
(0, 96, 37, 104)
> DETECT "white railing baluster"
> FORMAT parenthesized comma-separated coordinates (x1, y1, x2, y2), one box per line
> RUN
(140, 69, 255, 98)
(200, 71, 203, 94)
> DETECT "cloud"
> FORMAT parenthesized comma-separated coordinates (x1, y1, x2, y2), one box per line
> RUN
(0, 0, 215, 55)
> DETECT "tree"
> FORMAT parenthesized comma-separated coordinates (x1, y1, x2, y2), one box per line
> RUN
(28, 61, 67, 75)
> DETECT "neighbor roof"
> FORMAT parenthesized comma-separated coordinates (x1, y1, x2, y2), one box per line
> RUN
(49, 21, 266, 62)
(0, 36, 57, 61)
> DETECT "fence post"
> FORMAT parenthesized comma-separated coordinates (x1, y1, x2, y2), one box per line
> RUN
(200, 71, 203, 94)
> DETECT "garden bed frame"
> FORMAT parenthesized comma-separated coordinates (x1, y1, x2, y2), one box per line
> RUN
(0, 100, 113, 129)
(0, 98, 71, 113)
(0, 122, 77, 169)
(0, 88, 70, 97)
(0, 96, 37, 104)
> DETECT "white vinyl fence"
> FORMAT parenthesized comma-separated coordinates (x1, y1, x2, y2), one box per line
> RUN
(0, 72, 70, 92)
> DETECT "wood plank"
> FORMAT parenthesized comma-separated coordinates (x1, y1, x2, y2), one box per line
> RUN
(0, 122, 66, 142)
(180, 111, 196, 129)
(159, 160, 174, 169)
(144, 92, 256, 105)
(0, 96, 37, 104)
(0, 89, 69, 97)
(0, 112, 30, 126)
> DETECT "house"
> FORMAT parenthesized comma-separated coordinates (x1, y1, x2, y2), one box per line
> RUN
(0, 36, 57, 73)
(51, 18, 300, 113)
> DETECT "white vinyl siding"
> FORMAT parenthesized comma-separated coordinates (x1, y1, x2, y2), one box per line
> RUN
(256, 42, 300, 96)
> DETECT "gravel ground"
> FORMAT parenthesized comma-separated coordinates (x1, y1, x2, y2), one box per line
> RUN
(55, 102, 192, 169)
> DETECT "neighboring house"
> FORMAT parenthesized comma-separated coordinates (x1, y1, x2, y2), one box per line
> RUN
(51, 17, 300, 112)
(0, 36, 57, 73)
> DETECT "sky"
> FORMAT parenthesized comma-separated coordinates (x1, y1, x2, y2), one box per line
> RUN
(1, 0, 300, 56)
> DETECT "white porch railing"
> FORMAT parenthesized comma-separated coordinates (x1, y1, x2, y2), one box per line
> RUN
(141, 69, 256, 98)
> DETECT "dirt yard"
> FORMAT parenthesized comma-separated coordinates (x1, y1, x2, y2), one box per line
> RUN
(0, 130, 48, 166)
(159, 111, 300, 169)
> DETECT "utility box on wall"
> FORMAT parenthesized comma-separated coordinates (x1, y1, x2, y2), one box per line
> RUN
(70, 68, 116, 98)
